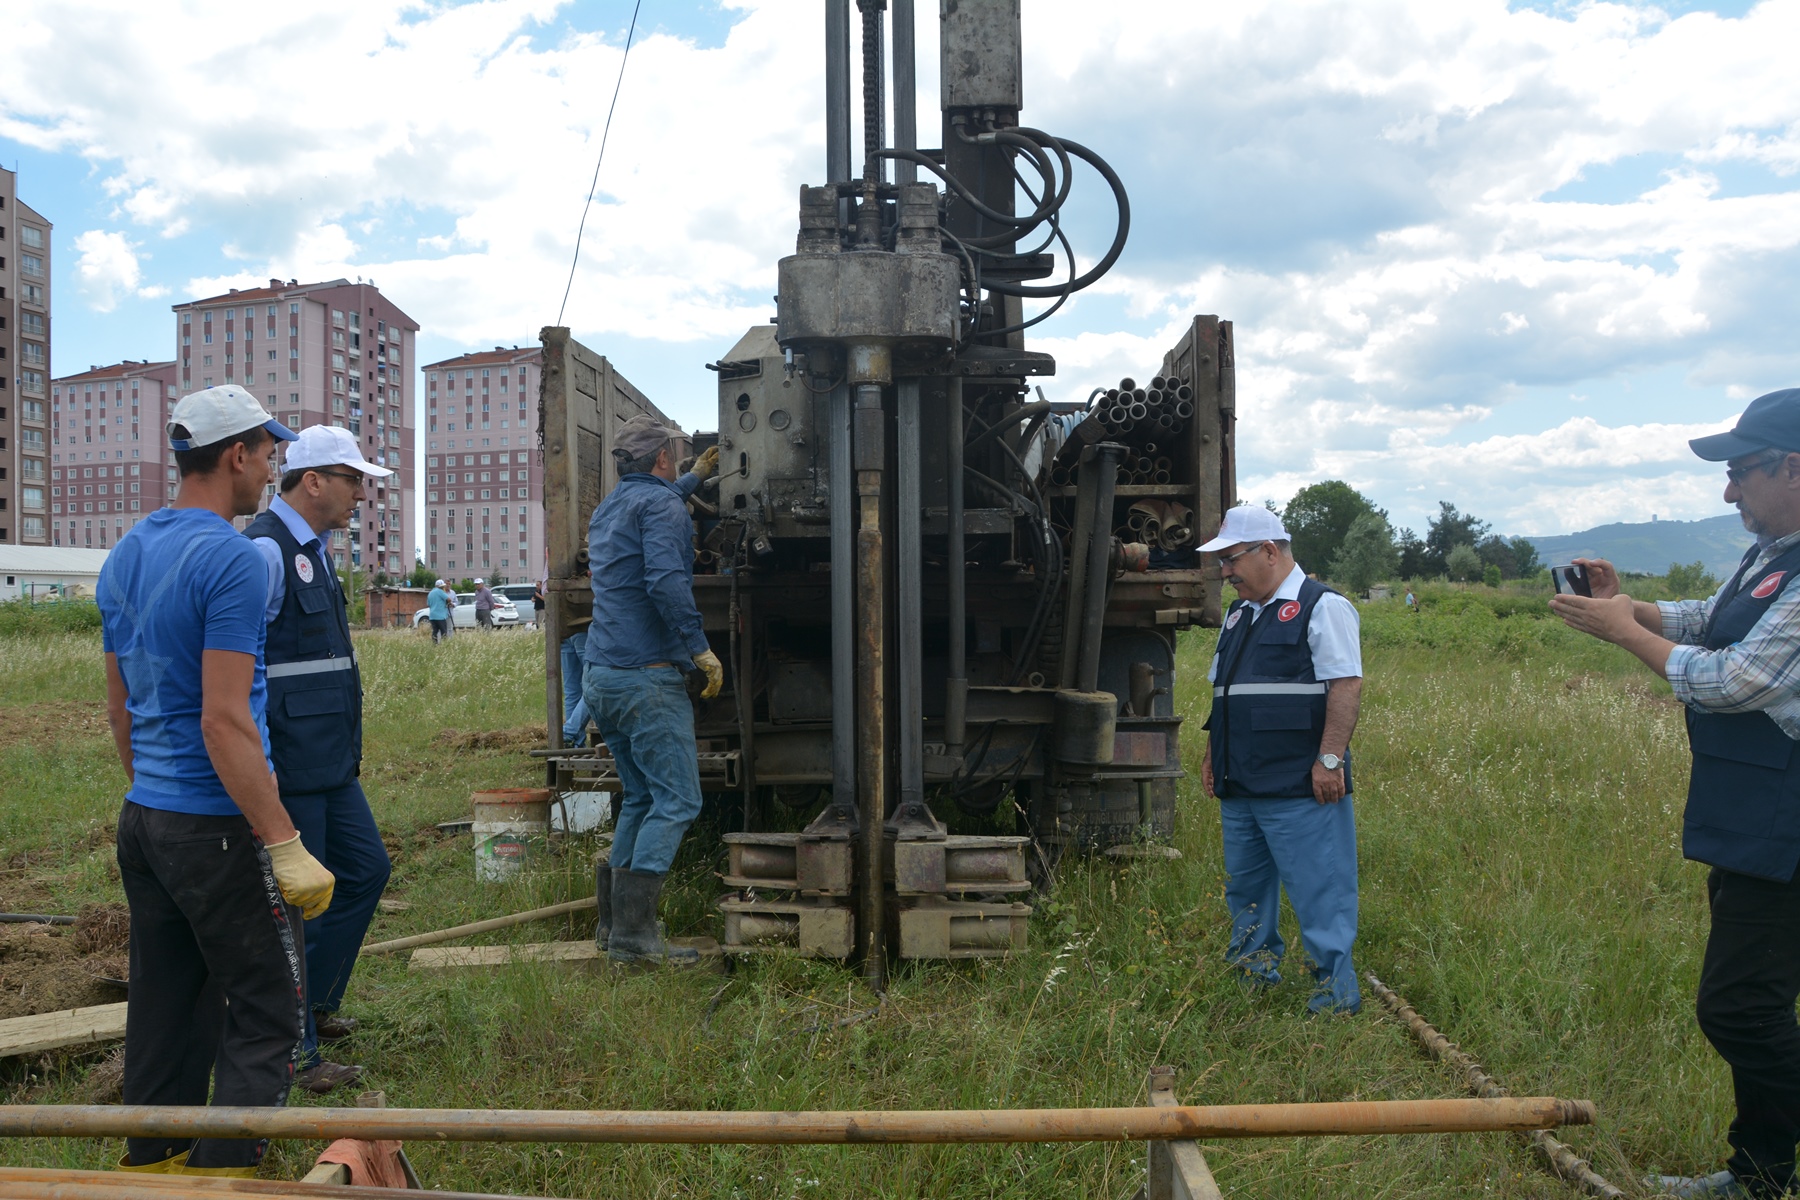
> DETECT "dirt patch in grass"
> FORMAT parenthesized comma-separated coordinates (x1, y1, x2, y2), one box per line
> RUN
(433, 726, 545, 752)
(0, 701, 109, 753)
(0, 903, 130, 1020)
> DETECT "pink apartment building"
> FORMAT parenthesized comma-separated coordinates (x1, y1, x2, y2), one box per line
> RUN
(420, 346, 543, 581)
(1, 165, 53, 544)
(172, 279, 418, 576)
(50, 361, 180, 548)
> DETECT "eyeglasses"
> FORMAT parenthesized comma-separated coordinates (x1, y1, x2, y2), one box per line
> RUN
(1216, 542, 1269, 567)
(313, 469, 365, 487)
(1726, 451, 1788, 485)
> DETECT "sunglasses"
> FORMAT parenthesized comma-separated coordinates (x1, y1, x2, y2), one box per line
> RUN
(1726, 451, 1788, 485)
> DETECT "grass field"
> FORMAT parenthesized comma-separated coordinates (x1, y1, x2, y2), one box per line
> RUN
(0, 604, 1744, 1197)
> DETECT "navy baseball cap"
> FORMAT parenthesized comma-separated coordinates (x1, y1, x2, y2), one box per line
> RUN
(1690, 388, 1800, 461)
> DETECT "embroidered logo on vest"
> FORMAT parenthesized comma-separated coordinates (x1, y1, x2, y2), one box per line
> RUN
(1225, 608, 1243, 629)
(1753, 572, 1785, 600)
(1277, 600, 1301, 622)
(295, 553, 314, 584)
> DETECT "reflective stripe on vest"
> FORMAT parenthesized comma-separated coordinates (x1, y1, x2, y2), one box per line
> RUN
(1212, 682, 1329, 698)
(266, 657, 357, 680)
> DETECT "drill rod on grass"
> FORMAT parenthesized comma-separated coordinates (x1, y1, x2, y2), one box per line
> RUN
(360, 897, 596, 956)
(1366, 973, 1625, 1198)
(0, 1097, 1592, 1145)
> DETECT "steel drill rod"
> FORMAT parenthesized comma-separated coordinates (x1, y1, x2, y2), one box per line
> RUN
(0, 1098, 1592, 1145)
(1365, 974, 1624, 1198)
(360, 898, 596, 956)
(0, 1167, 538, 1200)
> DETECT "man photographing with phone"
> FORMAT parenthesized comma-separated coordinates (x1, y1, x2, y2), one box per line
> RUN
(1552, 387, 1800, 1199)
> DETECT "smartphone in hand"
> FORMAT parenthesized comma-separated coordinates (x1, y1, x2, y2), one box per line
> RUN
(1551, 564, 1592, 597)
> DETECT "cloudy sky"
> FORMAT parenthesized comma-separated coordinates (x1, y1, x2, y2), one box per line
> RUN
(5, 0, 1797, 541)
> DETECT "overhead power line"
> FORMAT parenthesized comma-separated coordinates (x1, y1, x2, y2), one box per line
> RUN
(556, 0, 645, 328)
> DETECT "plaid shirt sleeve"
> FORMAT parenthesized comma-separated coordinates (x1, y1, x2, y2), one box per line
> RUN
(1664, 584, 1800, 736)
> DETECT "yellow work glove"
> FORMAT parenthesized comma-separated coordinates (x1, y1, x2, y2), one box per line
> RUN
(691, 445, 720, 481)
(693, 649, 725, 700)
(264, 833, 335, 920)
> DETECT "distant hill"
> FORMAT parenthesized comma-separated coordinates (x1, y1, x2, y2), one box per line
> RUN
(1525, 513, 1748, 578)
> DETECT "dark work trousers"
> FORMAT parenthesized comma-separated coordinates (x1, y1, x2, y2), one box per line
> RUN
(283, 781, 390, 1066)
(115, 802, 305, 1170)
(1696, 866, 1800, 1193)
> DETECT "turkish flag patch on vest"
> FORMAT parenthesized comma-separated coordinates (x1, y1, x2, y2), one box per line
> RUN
(1277, 600, 1302, 622)
(1753, 572, 1786, 599)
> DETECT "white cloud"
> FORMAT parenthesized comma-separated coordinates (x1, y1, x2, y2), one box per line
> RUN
(70, 229, 165, 311)
(5, 0, 1800, 535)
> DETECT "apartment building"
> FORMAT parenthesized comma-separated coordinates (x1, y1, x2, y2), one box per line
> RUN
(420, 346, 543, 581)
(49, 361, 180, 548)
(173, 279, 418, 575)
(0, 166, 53, 545)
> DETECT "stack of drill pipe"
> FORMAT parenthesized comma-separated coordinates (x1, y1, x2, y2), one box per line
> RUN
(1085, 374, 1191, 468)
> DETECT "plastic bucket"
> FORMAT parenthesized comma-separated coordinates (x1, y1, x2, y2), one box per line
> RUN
(472, 788, 552, 882)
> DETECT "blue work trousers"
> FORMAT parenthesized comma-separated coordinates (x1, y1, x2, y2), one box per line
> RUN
(561, 630, 589, 744)
(283, 782, 391, 1065)
(1220, 794, 1360, 1013)
(582, 664, 702, 875)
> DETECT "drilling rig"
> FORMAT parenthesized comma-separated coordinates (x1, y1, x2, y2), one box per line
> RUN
(540, 0, 1236, 988)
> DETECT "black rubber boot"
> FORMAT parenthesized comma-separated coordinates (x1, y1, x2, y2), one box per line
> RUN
(607, 869, 699, 966)
(593, 858, 611, 951)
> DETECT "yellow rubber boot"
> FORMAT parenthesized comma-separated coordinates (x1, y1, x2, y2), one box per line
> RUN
(116, 1150, 190, 1172)
(179, 1164, 260, 1178)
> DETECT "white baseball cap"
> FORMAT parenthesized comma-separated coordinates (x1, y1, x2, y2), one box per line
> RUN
(283, 424, 394, 478)
(167, 385, 298, 450)
(474, 577, 484, 584)
(1197, 505, 1291, 553)
(435, 579, 446, 587)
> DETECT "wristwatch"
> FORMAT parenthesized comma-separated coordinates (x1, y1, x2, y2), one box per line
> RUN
(1316, 753, 1343, 771)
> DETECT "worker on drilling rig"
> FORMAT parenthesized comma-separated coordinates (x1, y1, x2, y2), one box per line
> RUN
(1199, 504, 1365, 1016)
(583, 415, 721, 966)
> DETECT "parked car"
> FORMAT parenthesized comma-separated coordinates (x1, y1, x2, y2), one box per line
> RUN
(494, 583, 539, 627)
(413, 592, 520, 630)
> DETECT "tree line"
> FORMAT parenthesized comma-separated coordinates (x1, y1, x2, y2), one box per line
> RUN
(1279, 481, 1541, 593)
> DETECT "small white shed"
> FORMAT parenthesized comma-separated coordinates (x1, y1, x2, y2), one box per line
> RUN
(0, 547, 111, 602)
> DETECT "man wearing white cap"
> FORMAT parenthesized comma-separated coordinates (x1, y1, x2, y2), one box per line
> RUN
(99, 386, 333, 1176)
(243, 424, 394, 1094)
(1198, 504, 1365, 1015)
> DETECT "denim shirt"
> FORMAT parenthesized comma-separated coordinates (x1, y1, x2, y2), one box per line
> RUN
(584, 470, 706, 669)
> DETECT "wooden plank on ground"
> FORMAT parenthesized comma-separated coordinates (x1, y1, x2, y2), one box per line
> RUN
(0, 1002, 128, 1058)
(1143, 1066, 1224, 1200)
(408, 938, 720, 971)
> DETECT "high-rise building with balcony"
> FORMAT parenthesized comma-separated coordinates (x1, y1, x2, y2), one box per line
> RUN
(173, 279, 418, 575)
(0, 166, 53, 545)
(420, 346, 543, 581)
(50, 361, 180, 548)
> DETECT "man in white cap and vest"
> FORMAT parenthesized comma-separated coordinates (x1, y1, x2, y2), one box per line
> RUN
(1198, 504, 1365, 1015)
(99, 385, 332, 1176)
(584, 414, 719, 965)
(244, 424, 392, 1094)
(1555, 387, 1800, 1198)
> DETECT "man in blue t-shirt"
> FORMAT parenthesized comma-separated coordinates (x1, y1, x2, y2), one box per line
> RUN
(426, 578, 451, 643)
(99, 386, 333, 1177)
